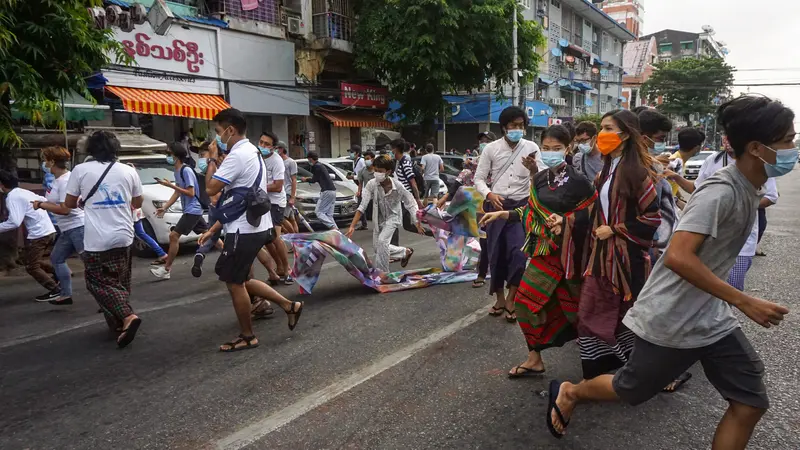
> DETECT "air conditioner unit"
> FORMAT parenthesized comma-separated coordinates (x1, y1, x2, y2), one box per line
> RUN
(287, 16, 302, 35)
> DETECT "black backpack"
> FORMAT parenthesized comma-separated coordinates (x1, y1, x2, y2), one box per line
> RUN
(179, 166, 210, 209)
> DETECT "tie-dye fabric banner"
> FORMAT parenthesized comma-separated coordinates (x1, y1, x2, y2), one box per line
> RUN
(283, 230, 478, 294)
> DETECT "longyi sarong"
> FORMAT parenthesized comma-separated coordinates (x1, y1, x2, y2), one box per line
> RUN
(484, 198, 527, 295)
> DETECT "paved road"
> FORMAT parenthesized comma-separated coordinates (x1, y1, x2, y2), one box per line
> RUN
(2, 171, 800, 450)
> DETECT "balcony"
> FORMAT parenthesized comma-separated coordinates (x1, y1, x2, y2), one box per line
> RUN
(207, 0, 284, 38)
(311, 0, 355, 52)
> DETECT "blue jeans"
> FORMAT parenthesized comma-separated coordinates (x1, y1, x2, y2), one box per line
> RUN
(196, 218, 221, 255)
(134, 220, 167, 257)
(50, 226, 85, 297)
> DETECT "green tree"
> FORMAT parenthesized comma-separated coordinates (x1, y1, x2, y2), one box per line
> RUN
(640, 57, 734, 124)
(0, 0, 130, 170)
(574, 113, 602, 130)
(0, 0, 130, 271)
(353, 0, 546, 134)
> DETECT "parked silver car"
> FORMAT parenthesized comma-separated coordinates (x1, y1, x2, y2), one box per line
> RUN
(295, 160, 359, 226)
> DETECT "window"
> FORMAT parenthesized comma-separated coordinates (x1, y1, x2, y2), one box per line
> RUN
(658, 43, 673, 53)
(680, 41, 694, 50)
(550, 0, 560, 8)
(519, 0, 531, 9)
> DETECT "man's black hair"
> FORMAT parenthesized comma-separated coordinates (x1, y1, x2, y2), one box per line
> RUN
(561, 121, 576, 141)
(86, 130, 121, 163)
(499, 106, 529, 129)
(168, 141, 195, 168)
(575, 121, 598, 138)
(351, 145, 362, 155)
(424, 143, 434, 154)
(631, 105, 650, 115)
(677, 128, 706, 151)
(373, 154, 394, 171)
(477, 131, 497, 141)
(718, 95, 795, 158)
(390, 138, 407, 152)
(638, 109, 673, 136)
(0, 169, 19, 189)
(364, 150, 375, 159)
(307, 151, 320, 161)
(213, 108, 247, 135)
(260, 131, 279, 145)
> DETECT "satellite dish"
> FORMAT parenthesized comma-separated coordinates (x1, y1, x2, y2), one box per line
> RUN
(701, 25, 715, 35)
(147, 0, 175, 36)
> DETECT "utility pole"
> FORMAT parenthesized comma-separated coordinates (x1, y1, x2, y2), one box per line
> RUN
(511, 2, 518, 107)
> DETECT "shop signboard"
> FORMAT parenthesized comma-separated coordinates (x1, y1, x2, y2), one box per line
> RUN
(340, 83, 388, 109)
(105, 21, 222, 95)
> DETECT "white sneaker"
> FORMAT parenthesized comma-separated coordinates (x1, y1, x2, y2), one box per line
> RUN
(150, 266, 171, 280)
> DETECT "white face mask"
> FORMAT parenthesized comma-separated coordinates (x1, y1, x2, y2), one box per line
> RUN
(374, 172, 387, 182)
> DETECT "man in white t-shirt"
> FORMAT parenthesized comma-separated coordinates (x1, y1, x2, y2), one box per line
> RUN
(200, 108, 304, 352)
(64, 131, 144, 348)
(0, 170, 58, 298)
(258, 131, 292, 285)
(278, 141, 299, 234)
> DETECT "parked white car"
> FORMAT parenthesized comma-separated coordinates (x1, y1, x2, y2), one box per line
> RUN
(682, 151, 715, 180)
(118, 154, 208, 254)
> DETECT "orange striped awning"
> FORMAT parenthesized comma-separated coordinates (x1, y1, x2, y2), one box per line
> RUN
(106, 86, 230, 120)
(319, 111, 393, 128)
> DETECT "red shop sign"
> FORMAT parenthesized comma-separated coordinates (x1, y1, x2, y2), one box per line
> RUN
(122, 33, 205, 73)
(340, 82, 388, 108)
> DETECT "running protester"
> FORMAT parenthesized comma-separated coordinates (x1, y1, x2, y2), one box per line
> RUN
(637, 109, 677, 256)
(191, 142, 224, 277)
(202, 108, 303, 352)
(277, 141, 299, 235)
(346, 154, 424, 271)
(474, 106, 546, 323)
(65, 131, 143, 348)
(578, 110, 661, 380)
(32, 147, 85, 306)
(302, 151, 338, 230)
(667, 127, 705, 209)
(355, 151, 376, 232)
(258, 131, 292, 285)
(480, 125, 596, 378)
(150, 142, 208, 280)
(571, 121, 602, 183)
(0, 170, 58, 300)
(546, 95, 793, 450)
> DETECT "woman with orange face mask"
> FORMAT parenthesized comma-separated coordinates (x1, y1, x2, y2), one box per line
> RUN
(577, 109, 661, 381)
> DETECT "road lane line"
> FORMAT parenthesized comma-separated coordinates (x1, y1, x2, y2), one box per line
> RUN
(215, 304, 491, 450)
(0, 237, 438, 350)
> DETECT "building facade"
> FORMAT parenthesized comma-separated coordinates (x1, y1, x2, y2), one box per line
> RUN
(522, 0, 636, 122)
(640, 27, 728, 64)
(620, 36, 657, 110)
(598, 0, 643, 37)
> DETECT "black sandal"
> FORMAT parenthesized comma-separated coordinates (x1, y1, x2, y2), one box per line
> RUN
(286, 301, 304, 331)
(400, 248, 414, 268)
(489, 306, 504, 316)
(251, 298, 275, 320)
(546, 380, 570, 439)
(472, 278, 486, 288)
(117, 317, 142, 349)
(508, 365, 545, 378)
(504, 308, 517, 323)
(219, 334, 259, 352)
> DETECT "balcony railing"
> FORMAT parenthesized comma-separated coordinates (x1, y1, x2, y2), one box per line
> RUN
(312, 0, 355, 41)
(207, 0, 281, 25)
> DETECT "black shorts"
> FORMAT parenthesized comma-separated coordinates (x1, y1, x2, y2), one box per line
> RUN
(172, 213, 208, 236)
(612, 328, 768, 409)
(270, 204, 285, 227)
(215, 230, 270, 285)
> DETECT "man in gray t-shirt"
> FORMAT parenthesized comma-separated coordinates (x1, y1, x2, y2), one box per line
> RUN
(543, 95, 792, 449)
(419, 144, 443, 204)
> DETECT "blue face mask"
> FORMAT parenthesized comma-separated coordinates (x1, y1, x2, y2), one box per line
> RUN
(259, 146, 272, 156)
(761, 144, 798, 178)
(577, 143, 592, 154)
(540, 151, 566, 169)
(365, 160, 373, 167)
(506, 129, 524, 143)
(41, 161, 51, 174)
(197, 157, 208, 174)
(215, 135, 226, 153)
(166, 155, 176, 165)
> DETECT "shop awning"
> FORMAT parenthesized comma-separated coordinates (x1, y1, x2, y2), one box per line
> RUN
(106, 86, 230, 120)
(318, 111, 393, 128)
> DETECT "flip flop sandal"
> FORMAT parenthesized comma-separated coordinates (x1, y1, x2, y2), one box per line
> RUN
(267, 278, 281, 286)
(662, 372, 693, 393)
(117, 317, 142, 349)
(287, 301, 304, 331)
(504, 308, 517, 323)
(546, 380, 569, 439)
(400, 248, 414, 268)
(283, 275, 295, 285)
(472, 279, 486, 288)
(508, 365, 546, 379)
(219, 334, 259, 353)
(489, 306, 504, 316)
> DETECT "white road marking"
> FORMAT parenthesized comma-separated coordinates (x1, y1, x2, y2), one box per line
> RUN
(0, 236, 438, 350)
(214, 304, 491, 450)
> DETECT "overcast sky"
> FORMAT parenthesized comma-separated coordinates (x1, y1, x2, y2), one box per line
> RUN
(642, 0, 800, 128)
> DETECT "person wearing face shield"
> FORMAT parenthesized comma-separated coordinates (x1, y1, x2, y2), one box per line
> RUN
(480, 124, 597, 379)
(346, 154, 425, 271)
(545, 95, 792, 450)
(474, 106, 546, 323)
